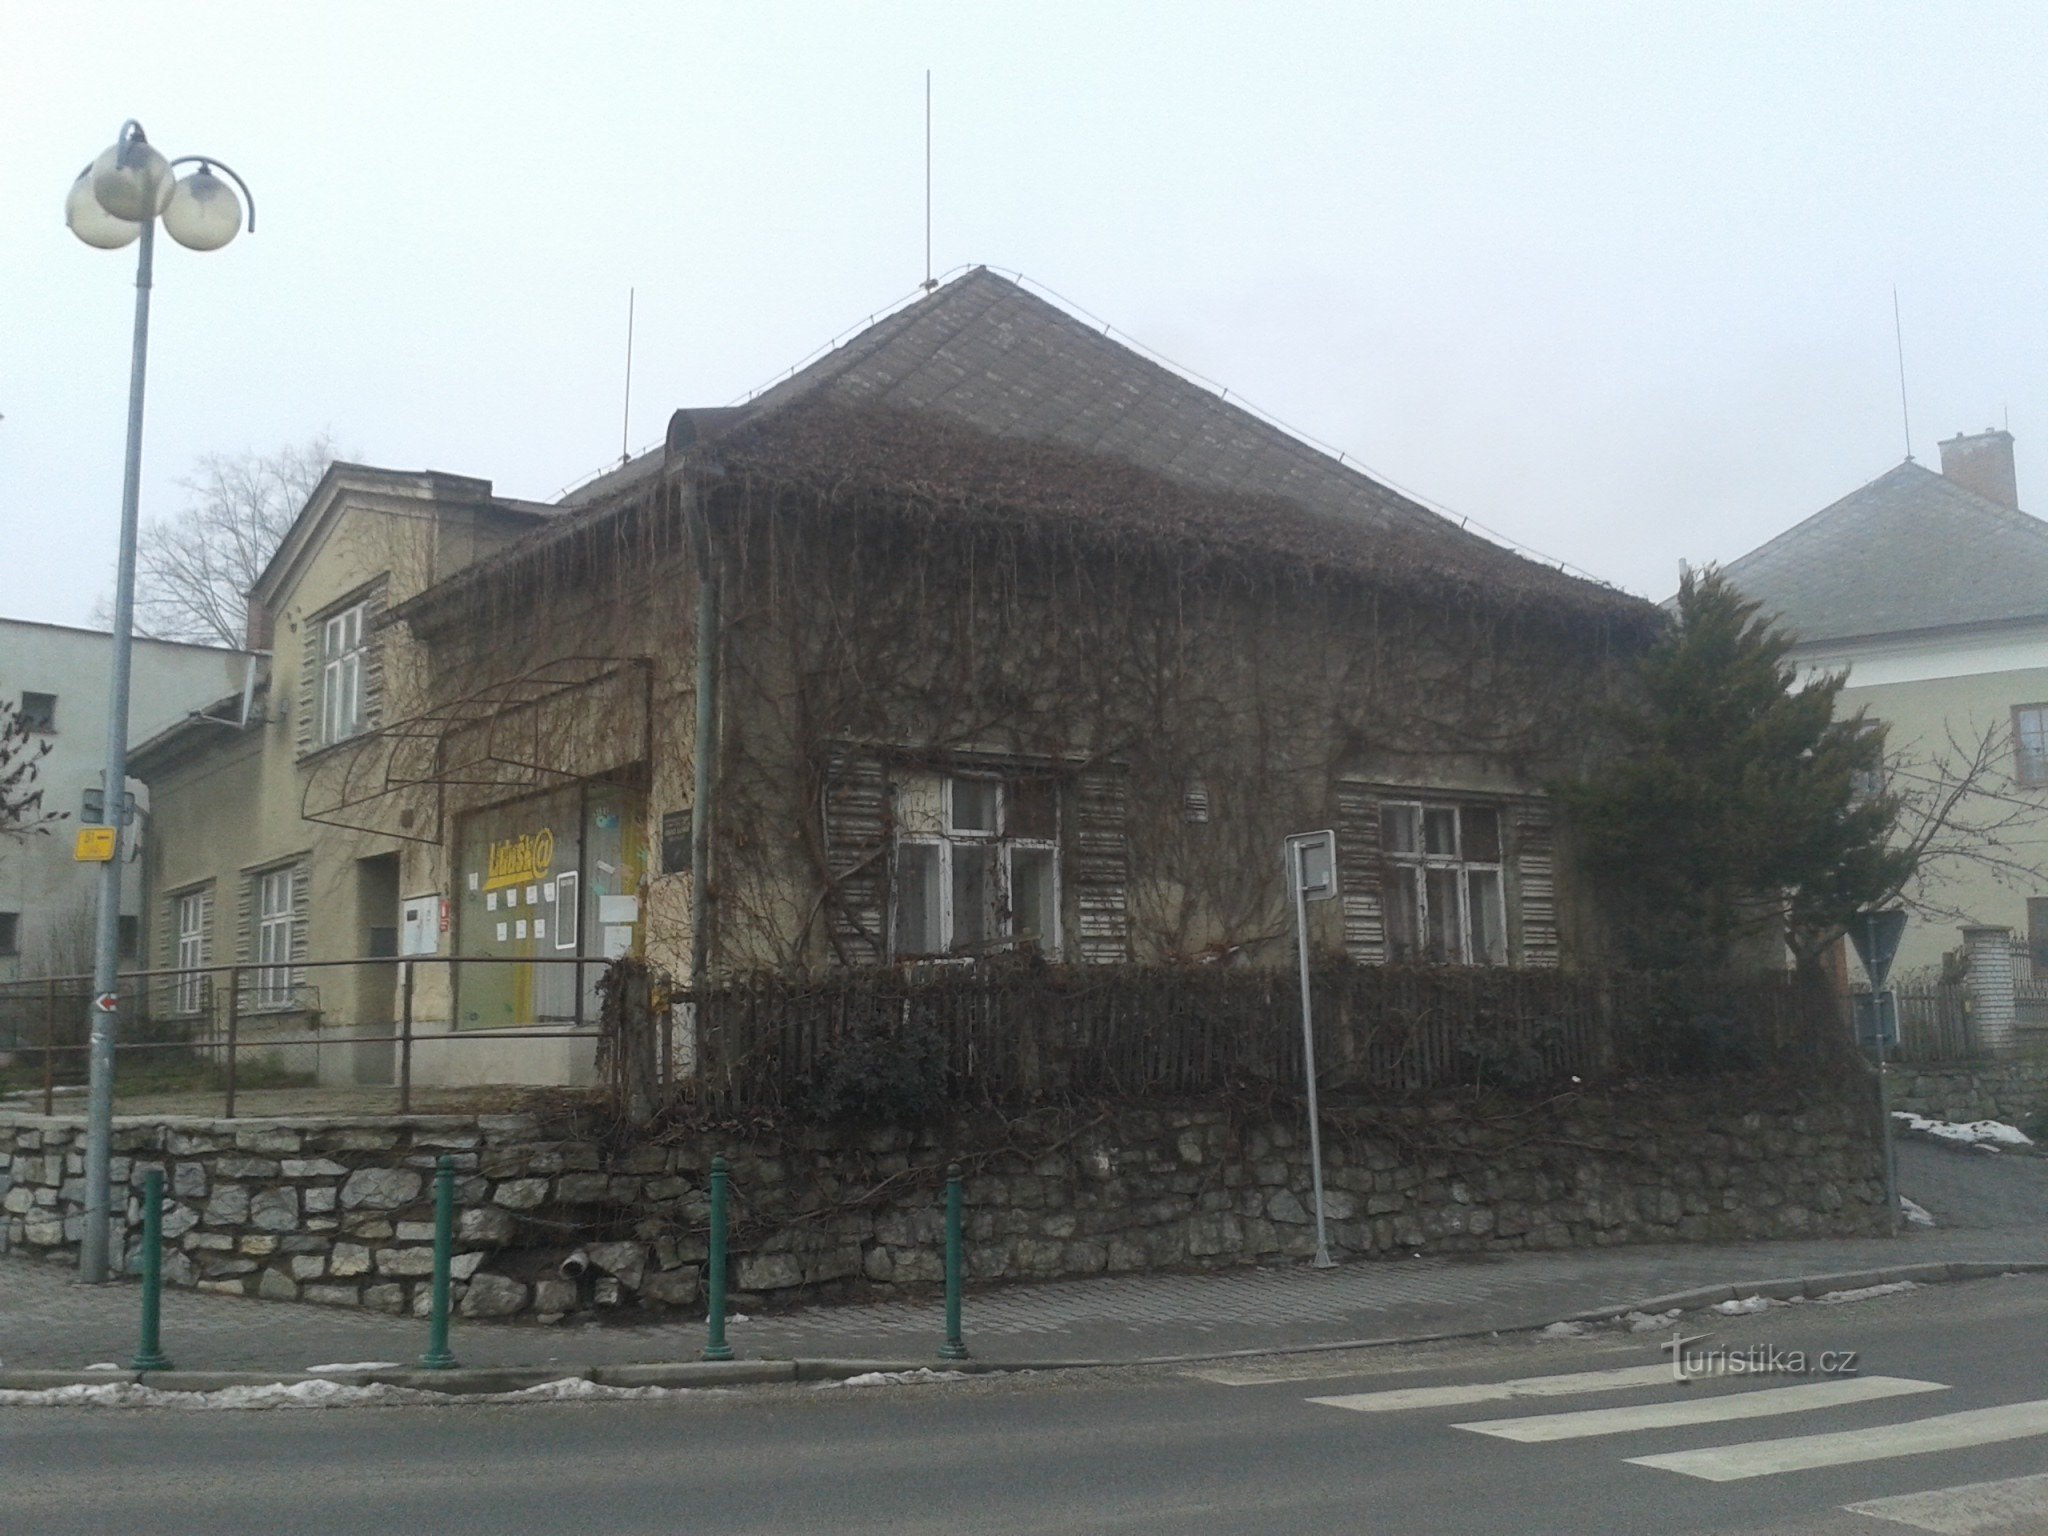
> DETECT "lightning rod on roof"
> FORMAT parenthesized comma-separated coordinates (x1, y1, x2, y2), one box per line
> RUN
(1893, 288, 1914, 463)
(921, 71, 937, 293)
(621, 287, 636, 467)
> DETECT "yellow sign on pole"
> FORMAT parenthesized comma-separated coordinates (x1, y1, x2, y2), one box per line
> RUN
(74, 827, 117, 862)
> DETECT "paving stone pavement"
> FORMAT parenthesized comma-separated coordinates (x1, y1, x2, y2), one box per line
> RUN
(3, 1142, 2041, 1373)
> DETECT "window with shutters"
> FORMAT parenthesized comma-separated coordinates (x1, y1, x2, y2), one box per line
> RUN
(319, 602, 368, 746)
(174, 889, 209, 1013)
(1380, 800, 1509, 965)
(255, 866, 297, 1007)
(892, 772, 1060, 959)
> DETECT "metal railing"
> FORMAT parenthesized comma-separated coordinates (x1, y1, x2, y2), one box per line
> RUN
(0, 953, 612, 1118)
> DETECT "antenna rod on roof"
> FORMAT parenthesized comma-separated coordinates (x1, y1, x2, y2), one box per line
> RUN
(620, 287, 637, 467)
(922, 70, 937, 293)
(1893, 287, 1914, 462)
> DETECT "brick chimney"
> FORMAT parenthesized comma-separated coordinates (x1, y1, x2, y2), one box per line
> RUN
(1938, 428, 2019, 510)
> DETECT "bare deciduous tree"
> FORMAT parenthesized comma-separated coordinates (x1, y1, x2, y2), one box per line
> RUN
(127, 437, 338, 647)
(1884, 720, 2048, 927)
(0, 697, 62, 848)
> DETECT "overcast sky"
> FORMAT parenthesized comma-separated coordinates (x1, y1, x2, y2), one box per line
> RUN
(7, 2, 2048, 632)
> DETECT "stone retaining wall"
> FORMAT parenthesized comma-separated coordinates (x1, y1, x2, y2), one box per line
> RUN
(1887, 1058, 2048, 1128)
(0, 1087, 1888, 1320)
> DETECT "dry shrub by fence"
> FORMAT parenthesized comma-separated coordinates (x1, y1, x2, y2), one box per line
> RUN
(690, 962, 1852, 1115)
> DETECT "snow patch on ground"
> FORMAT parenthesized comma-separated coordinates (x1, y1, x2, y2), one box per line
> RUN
(0, 1376, 723, 1411)
(823, 1369, 973, 1388)
(1893, 1112, 2033, 1148)
(1713, 1294, 1789, 1316)
(1810, 1281, 1919, 1305)
(1899, 1197, 1937, 1229)
(1536, 1321, 1589, 1340)
(1623, 1309, 1682, 1334)
(304, 1362, 405, 1374)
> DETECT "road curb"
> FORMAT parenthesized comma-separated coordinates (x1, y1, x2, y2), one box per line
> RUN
(4, 1259, 2043, 1398)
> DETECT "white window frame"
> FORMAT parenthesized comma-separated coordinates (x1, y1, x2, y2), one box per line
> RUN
(893, 774, 1060, 960)
(255, 867, 296, 1008)
(175, 890, 207, 1014)
(2015, 704, 2048, 787)
(1381, 800, 1509, 966)
(319, 602, 367, 747)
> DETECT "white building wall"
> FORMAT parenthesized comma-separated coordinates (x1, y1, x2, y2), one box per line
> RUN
(0, 619, 255, 982)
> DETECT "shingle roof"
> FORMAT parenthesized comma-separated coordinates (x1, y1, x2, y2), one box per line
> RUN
(1720, 460, 2048, 644)
(414, 268, 1647, 627)
(732, 268, 1464, 542)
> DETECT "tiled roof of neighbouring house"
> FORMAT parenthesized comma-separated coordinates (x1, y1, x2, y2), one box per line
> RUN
(1721, 460, 2048, 644)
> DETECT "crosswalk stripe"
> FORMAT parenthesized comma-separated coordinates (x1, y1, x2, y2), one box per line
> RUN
(1844, 1471, 2048, 1533)
(1310, 1363, 1691, 1413)
(1454, 1376, 1947, 1442)
(1627, 1398, 2048, 1481)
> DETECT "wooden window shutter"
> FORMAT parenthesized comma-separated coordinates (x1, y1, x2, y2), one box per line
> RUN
(361, 581, 388, 731)
(295, 647, 316, 758)
(1334, 782, 1386, 964)
(235, 874, 254, 965)
(1069, 762, 1131, 964)
(1513, 799, 1560, 968)
(821, 747, 889, 967)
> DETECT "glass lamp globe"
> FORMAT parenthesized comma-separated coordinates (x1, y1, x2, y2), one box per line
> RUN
(65, 168, 142, 249)
(162, 168, 243, 251)
(89, 138, 173, 222)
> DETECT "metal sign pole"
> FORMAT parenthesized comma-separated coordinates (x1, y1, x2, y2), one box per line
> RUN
(1852, 909, 1905, 1231)
(1867, 915, 1900, 1229)
(1289, 835, 1336, 1270)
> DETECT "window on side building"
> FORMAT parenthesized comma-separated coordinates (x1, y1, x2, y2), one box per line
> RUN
(892, 771, 1060, 960)
(1380, 800, 1509, 965)
(0, 911, 18, 956)
(2015, 705, 2048, 786)
(18, 692, 56, 733)
(319, 602, 369, 746)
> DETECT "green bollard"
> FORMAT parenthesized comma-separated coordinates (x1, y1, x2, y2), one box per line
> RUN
(130, 1169, 171, 1372)
(938, 1163, 969, 1361)
(419, 1155, 458, 1370)
(703, 1155, 733, 1361)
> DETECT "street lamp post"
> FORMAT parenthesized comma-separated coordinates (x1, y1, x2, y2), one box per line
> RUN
(66, 121, 254, 1283)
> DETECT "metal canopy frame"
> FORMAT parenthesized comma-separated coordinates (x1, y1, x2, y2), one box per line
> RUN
(301, 655, 654, 844)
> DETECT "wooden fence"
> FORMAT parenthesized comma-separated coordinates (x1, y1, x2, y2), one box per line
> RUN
(687, 962, 1852, 1114)
(1892, 983, 1976, 1064)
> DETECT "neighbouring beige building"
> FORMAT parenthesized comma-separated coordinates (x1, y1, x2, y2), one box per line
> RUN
(1723, 428, 2048, 986)
(128, 465, 571, 1084)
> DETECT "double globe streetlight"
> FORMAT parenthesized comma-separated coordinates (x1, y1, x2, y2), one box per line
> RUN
(66, 122, 254, 1284)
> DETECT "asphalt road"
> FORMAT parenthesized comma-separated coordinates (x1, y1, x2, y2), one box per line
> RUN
(3, 1273, 2045, 1536)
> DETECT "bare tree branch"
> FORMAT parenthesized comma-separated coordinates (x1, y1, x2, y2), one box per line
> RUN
(119, 437, 340, 647)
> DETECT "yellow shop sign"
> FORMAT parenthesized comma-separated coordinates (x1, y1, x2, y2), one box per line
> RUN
(484, 827, 555, 891)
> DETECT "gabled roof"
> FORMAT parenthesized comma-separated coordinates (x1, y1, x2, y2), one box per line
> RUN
(249, 463, 561, 613)
(1721, 460, 2048, 645)
(408, 268, 1649, 628)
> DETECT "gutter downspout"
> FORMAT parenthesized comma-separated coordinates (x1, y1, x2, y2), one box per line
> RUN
(667, 412, 719, 1003)
(689, 532, 719, 997)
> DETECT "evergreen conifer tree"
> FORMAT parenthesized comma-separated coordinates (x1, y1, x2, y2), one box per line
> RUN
(1557, 567, 1915, 972)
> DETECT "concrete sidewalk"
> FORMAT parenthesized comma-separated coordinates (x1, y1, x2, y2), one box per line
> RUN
(5, 1142, 2043, 1378)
